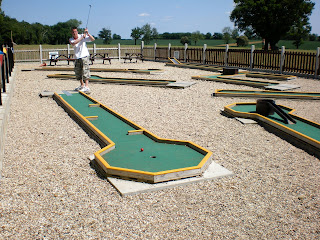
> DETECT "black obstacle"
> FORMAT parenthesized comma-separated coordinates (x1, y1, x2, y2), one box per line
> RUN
(256, 99, 296, 124)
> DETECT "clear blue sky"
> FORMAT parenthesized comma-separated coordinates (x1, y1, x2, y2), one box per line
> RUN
(2, 0, 320, 39)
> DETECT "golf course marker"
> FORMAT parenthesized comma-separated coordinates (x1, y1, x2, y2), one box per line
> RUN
(54, 91, 213, 183)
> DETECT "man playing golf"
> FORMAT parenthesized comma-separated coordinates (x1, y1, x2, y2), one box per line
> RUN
(69, 27, 95, 93)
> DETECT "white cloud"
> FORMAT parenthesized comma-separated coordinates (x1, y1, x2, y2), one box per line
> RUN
(138, 13, 150, 17)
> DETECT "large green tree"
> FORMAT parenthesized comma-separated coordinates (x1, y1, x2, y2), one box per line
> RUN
(131, 27, 143, 45)
(191, 31, 204, 45)
(230, 0, 315, 50)
(50, 19, 81, 44)
(222, 27, 232, 44)
(98, 28, 112, 44)
(141, 23, 153, 44)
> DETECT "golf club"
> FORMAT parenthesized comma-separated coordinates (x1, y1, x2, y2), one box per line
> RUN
(85, 5, 92, 29)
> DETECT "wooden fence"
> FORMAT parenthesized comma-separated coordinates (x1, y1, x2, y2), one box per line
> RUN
(14, 44, 141, 63)
(13, 43, 320, 78)
(152, 43, 320, 78)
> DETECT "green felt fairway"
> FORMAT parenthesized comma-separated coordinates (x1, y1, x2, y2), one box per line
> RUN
(59, 93, 207, 173)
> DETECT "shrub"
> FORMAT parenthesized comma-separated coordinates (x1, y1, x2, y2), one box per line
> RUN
(236, 35, 249, 47)
(180, 36, 191, 45)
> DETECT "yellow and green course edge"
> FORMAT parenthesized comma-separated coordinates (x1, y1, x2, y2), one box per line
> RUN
(224, 102, 320, 155)
(54, 91, 213, 183)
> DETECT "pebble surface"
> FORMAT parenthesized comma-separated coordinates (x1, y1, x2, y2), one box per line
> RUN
(0, 61, 319, 239)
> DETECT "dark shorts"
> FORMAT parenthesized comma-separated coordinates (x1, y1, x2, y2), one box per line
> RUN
(74, 56, 90, 80)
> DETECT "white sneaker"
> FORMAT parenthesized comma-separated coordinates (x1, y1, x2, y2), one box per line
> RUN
(74, 85, 84, 91)
(80, 86, 90, 93)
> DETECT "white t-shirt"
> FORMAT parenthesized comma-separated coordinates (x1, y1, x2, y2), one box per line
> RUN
(69, 34, 92, 59)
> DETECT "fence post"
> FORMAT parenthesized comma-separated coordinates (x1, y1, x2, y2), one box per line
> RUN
(168, 43, 171, 59)
(67, 44, 70, 56)
(203, 44, 207, 64)
(250, 45, 255, 71)
(224, 44, 229, 66)
(141, 41, 144, 56)
(93, 43, 96, 55)
(118, 43, 121, 61)
(39, 44, 43, 64)
(184, 43, 188, 62)
(154, 43, 157, 61)
(315, 47, 320, 79)
(280, 46, 285, 74)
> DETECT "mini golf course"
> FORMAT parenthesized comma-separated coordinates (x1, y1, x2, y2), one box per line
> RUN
(166, 60, 223, 72)
(47, 73, 195, 88)
(32, 67, 164, 74)
(192, 75, 299, 90)
(224, 101, 320, 156)
(213, 89, 320, 100)
(246, 72, 296, 80)
(54, 91, 213, 183)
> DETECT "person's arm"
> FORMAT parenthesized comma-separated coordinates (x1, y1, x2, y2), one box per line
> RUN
(84, 28, 95, 41)
(69, 34, 85, 46)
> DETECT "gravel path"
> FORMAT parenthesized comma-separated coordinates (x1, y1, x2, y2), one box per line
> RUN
(1, 61, 319, 239)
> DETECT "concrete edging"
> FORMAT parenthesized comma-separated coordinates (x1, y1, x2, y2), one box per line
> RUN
(0, 67, 17, 177)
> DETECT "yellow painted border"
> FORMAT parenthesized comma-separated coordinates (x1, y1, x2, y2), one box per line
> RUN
(80, 91, 213, 176)
(47, 74, 173, 85)
(127, 129, 144, 135)
(53, 92, 115, 150)
(224, 102, 320, 148)
(166, 63, 223, 71)
(246, 72, 296, 80)
(215, 89, 320, 100)
(168, 57, 181, 64)
(192, 74, 279, 87)
(54, 91, 213, 180)
(38, 67, 164, 73)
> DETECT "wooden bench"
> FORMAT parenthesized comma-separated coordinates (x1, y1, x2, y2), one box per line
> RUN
(90, 53, 112, 64)
(49, 54, 76, 66)
(123, 53, 144, 63)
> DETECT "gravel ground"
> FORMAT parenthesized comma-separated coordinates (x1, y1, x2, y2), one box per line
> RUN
(1, 60, 319, 239)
